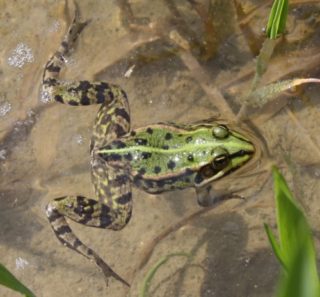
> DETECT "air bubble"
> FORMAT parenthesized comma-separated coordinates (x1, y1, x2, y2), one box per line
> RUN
(0, 101, 12, 117)
(7, 43, 34, 68)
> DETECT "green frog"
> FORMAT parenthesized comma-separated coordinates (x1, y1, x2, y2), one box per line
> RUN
(43, 7, 255, 287)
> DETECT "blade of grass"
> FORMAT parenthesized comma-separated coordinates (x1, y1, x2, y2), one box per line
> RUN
(264, 223, 286, 270)
(0, 263, 36, 297)
(140, 252, 190, 297)
(266, 167, 320, 297)
(266, 0, 288, 39)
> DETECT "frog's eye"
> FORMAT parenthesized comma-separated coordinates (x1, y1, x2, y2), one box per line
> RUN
(212, 125, 229, 139)
(212, 154, 229, 170)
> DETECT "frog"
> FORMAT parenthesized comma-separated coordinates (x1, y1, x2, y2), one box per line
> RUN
(42, 6, 255, 287)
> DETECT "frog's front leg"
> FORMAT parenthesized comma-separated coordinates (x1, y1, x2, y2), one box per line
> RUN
(195, 185, 244, 207)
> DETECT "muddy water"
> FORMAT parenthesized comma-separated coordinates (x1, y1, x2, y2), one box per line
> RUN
(1, 1, 320, 296)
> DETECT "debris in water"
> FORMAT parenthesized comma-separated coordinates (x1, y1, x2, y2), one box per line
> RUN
(124, 65, 136, 78)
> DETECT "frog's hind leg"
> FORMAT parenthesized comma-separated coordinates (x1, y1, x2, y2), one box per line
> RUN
(42, 4, 88, 98)
(42, 3, 129, 112)
(46, 193, 131, 287)
(46, 115, 131, 286)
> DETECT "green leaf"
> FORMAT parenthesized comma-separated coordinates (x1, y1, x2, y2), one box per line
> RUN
(0, 263, 36, 297)
(268, 167, 320, 297)
(278, 241, 320, 297)
(264, 223, 286, 270)
(266, 0, 288, 39)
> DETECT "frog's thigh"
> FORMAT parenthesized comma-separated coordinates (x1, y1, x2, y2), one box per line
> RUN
(91, 88, 130, 150)
(91, 158, 133, 229)
(47, 195, 114, 228)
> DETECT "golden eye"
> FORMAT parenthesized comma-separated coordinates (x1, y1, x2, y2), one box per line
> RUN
(212, 125, 229, 139)
(200, 165, 215, 177)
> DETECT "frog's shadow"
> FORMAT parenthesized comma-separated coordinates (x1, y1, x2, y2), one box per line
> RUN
(160, 212, 279, 297)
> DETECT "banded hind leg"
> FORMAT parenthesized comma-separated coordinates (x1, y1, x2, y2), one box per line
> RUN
(45, 3, 132, 286)
(42, 1, 128, 109)
(46, 194, 131, 286)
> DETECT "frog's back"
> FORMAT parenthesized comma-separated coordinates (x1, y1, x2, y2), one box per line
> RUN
(98, 122, 224, 192)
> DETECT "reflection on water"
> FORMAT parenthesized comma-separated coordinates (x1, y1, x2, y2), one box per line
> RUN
(0, 0, 320, 296)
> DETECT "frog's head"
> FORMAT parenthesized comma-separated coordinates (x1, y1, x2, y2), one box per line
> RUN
(193, 124, 255, 188)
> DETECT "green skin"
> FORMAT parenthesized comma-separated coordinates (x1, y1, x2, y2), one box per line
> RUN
(43, 7, 255, 287)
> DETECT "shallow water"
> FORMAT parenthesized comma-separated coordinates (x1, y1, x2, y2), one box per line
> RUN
(1, 1, 320, 296)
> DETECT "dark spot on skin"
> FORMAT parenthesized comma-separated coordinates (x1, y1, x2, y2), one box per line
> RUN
(184, 168, 194, 175)
(100, 114, 111, 125)
(77, 81, 92, 92)
(56, 225, 72, 236)
(95, 82, 109, 92)
(135, 138, 148, 145)
(99, 204, 112, 228)
(44, 78, 58, 87)
(162, 145, 169, 150)
(73, 238, 82, 249)
(61, 41, 68, 49)
(107, 90, 115, 101)
(144, 179, 154, 188)
(146, 127, 153, 134)
(78, 215, 93, 225)
(114, 124, 126, 137)
(167, 160, 176, 170)
(96, 92, 106, 104)
(165, 132, 172, 140)
(187, 154, 194, 162)
(142, 152, 152, 159)
(113, 140, 126, 149)
(116, 193, 132, 205)
(68, 100, 79, 106)
(130, 131, 136, 136)
(156, 180, 165, 188)
(186, 136, 193, 143)
(154, 166, 161, 174)
(138, 168, 146, 176)
(115, 108, 130, 123)
(46, 207, 60, 222)
(133, 176, 142, 187)
(194, 173, 204, 184)
(101, 153, 122, 162)
(54, 95, 64, 103)
(120, 89, 128, 99)
(113, 174, 130, 187)
(46, 63, 61, 73)
(125, 211, 132, 224)
(80, 95, 90, 105)
(124, 153, 133, 161)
